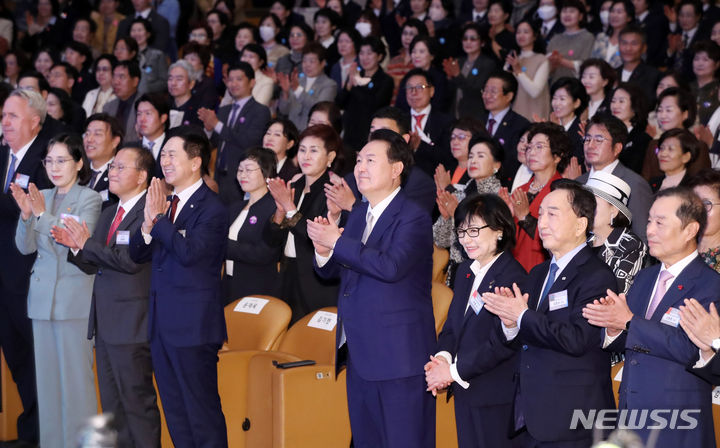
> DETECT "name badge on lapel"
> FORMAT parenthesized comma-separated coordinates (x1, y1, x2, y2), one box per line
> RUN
(178, 229, 186, 237)
(115, 230, 130, 245)
(14, 173, 30, 189)
(548, 290, 569, 311)
(60, 213, 81, 225)
(100, 189, 109, 201)
(660, 307, 681, 327)
(469, 290, 484, 315)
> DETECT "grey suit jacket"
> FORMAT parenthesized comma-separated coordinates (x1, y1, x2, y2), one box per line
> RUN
(138, 47, 169, 94)
(15, 183, 102, 320)
(277, 73, 337, 130)
(71, 194, 152, 345)
(103, 94, 139, 143)
(577, 161, 652, 242)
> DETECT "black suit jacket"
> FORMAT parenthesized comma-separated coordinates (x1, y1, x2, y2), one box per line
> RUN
(212, 97, 271, 204)
(638, 9, 669, 67)
(437, 253, 527, 407)
(451, 54, 498, 121)
(116, 11, 170, 54)
(617, 63, 661, 108)
(485, 109, 530, 187)
(126, 135, 168, 179)
(0, 135, 52, 297)
(567, 117, 585, 167)
(276, 158, 300, 183)
(223, 192, 281, 304)
(620, 126, 652, 174)
(89, 165, 119, 210)
(263, 171, 340, 310)
(70, 195, 152, 344)
(414, 108, 455, 177)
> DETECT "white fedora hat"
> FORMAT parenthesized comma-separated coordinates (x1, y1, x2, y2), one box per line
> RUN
(584, 171, 632, 223)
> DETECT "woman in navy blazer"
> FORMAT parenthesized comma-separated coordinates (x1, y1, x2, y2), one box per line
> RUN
(223, 148, 283, 305)
(426, 193, 527, 448)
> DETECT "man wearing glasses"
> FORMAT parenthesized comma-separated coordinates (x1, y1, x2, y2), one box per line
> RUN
(481, 70, 530, 187)
(575, 114, 652, 242)
(0, 89, 52, 448)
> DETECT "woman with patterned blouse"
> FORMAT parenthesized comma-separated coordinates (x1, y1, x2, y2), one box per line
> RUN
(585, 172, 647, 293)
(686, 169, 720, 273)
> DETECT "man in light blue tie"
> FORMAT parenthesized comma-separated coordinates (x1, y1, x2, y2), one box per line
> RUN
(482, 179, 617, 447)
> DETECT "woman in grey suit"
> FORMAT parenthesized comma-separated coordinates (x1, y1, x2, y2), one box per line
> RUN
(11, 134, 102, 448)
(130, 17, 169, 94)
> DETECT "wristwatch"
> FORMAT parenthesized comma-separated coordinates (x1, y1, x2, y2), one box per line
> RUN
(152, 213, 165, 226)
(711, 338, 720, 353)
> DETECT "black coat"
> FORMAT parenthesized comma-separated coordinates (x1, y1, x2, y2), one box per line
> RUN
(483, 109, 530, 187)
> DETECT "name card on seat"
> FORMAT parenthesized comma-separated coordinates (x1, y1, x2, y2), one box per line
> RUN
(234, 297, 270, 314)
(308, 311, 337, 331)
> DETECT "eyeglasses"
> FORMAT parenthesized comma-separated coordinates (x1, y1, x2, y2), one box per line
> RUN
(462, 35, 479, 41)
(583, 135, 609, 145)
(406, 84, 430, 93)
(108, 163, 139, 172)
(456, 225, 489, 238)
(189, 32, 208, 40)
(526, 142, 550, 153)
(450, 133, 469, 141)
(703, 200, 720, 212)
(95, 66, 112, 72)
(481, 88, 502, 97)
(289, 32, 305, 38)
(42, 158, 73, 167)
(237, 166, 262, 175)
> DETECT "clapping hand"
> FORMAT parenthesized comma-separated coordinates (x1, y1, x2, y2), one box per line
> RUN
(436, 190, 458, 220)
(434, 164, 451, 190)
(680, 299, 720, 358)
(582, 289, 633, 336)
(306, 216, 343, 257)
(482, 284, 530, 327)
(324, 177, 355, 212)
(142, 177, 170, 233)
(509, 189, 530, 221)
(9, 182, 33, 220)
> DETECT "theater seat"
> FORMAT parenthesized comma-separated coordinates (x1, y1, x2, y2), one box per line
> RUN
(433, 245, 450, 283)
(223, 295, 291, 351)
(243, 307, 352, 447)
(432, 281, 453, 335)
(436, 390, 459, 448)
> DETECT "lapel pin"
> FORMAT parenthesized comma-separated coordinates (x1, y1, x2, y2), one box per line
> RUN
(678, 285, 683, 290)
(466, 273, 471, 279)
(249, 216, 257, 224)
(190, 204, 194, 208)
(66, 207, 71, 212)
(561, 276, 566, 281)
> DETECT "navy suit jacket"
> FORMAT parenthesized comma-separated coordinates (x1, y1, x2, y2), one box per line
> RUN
(415, 108, 455, 177)
(486, 109, 530, 187)
(437, 253, 527, 407)
(315, 190, 436, 381)
(515, 245, 616, 442)
(129, 183, 228, 346)
(607, 256, 720, 447)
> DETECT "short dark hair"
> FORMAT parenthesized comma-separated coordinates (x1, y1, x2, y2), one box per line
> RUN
(371, 106, 411, 135)
(173, 133, 211, 174)
(115, 36, 139, 58)
(657, 87, 697, 129)
(47, 133, 91, 185)
(551, 178, 596, 238)
(32, 47, 59, 68)
(488, 0, 513, 22)
(244, 146, 278, 179)
(527, 122, 574, 173)
(117, 145, 155, 186)
(182, 41, 211, 69)
(301, 42, 327, 62)
(227, 61, 255, 80)
(368, 128, 414, 184)
(676, 0, 702, 17)
(290, 23, 315, 42)
(618, 23, 647, 44)
(337, 27, 362, 54)
(586, 114, 628, 148)
(452, 117, 486, 139)
(655, 186, 707, 244)
(461, 22, 487, 46)
(264, 118, 299, 158)
(360, 36, 386, 62)
(692, 40, 720, 63)
(551, 77, 589, 116)
(47, 88, 73, 124)
(409, 35, 440, 64)
(18, 70, 50, 93)
(134, 92, 170, 120)
(467, 135, 505, 165)
(241, 43, 267, 69)
(314, 7, 341, 28)
(684, 168, 720, 199)
(612, 83, 649, 129)
(309, 101, 342, 134)
(404, 67, 432, 87)
(454, 193, 516, 253)
(116, 60, 141, 80)
(560, 0, 585, 15)
(260, 12, 283, 29)
(402, 18, 429, 37)
(51, 62, 78, 81)
(64, 41, 93, 69)
(657, 128, 700, 169)
(207, 9, 229, 26)
(580, 58, 617, 98)
(85, 113, 125, 143)
(92, 53, 118, 74)
(487, 70, 518, 101)
(299, 124, 343, 172)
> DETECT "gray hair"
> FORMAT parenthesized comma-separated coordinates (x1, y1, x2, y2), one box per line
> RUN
(169, 60, 201, 82)
(10, 89, 47, 125)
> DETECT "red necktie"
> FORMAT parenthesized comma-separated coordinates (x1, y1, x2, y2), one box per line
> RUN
(487, 118, 496, 135)
(168, 195, 180, 222)
(414, 114, 426, 132)
(106, 206, 125, 245)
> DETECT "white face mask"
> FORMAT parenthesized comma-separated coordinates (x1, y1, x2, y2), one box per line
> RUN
(537, 5, 557, 21)
(259, 25, 276, 42)
(355, 22, 372, 37)
(599, 10, 610, 26)
(428, 5, 445, 21)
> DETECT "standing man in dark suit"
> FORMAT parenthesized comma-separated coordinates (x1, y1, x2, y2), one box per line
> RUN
(56, 146, 161, 448)
(481, 71, 530, 187)
(405, 68, 455, 177)
(584, 187, 720, 447)
(616, 25, 661, 108)
(0, 89, 52, 448)
(83, 113, 124, 210)
(116, 0, 170, 54)
(132, 92, 169, 179)
(199, 62, 271, 204)
(103, 61, 142, 143)
(576, 115, 652, 241)
(308, 130, 437, 448)
(129, 134, 228, 448)
(634, 0, 669, 66)
(483, 180, 617, 447)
